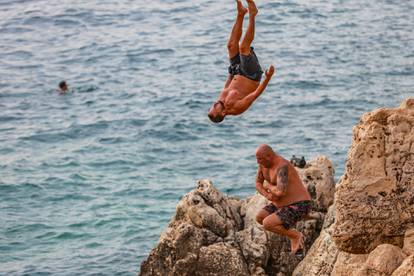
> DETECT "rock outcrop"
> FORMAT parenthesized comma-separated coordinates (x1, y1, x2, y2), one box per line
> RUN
(292, 204, 339, 276)
(392, 254, 414, 276)
(293, 98, 414, 276)
(140, 156, 335, 276)
(333, 98, 414, 254)
(140, 98, 414, 276)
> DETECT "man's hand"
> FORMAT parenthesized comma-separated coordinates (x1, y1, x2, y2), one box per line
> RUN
(265, 193, 274, 201)
(265, 65, 275, 79)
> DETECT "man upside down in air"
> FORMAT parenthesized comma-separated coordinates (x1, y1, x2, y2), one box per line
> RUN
(208, 0, 275, 123)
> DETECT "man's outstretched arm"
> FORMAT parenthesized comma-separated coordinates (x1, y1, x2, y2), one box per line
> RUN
(233, 65, 275, 111)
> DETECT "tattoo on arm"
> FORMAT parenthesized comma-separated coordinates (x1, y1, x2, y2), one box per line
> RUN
(277, 164, 289, 195)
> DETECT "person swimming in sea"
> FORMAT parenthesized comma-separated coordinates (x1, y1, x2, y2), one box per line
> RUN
(208, 0, 275, 123)
(254, 144, 312, 255)
(58, 81, 69, 94)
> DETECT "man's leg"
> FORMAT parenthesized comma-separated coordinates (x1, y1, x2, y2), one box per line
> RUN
(256, 208, 272, 225)
(262, 213, 304, 253)
(240, 0, 258, 56)
(227, 0, 247, 59)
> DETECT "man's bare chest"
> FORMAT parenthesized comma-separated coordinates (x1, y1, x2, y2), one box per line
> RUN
(262, 168, 278, 186)
(229, 76, 258, 94)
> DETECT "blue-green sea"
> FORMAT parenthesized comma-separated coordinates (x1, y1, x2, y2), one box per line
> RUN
(0, 0, 412, 275)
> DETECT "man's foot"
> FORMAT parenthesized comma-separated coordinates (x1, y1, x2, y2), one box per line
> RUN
(236, 0, 248, 16)
(290, 232, 304, 254)
(246, 0, 258, 16)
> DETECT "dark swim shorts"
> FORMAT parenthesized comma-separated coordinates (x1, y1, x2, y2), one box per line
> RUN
(263, 200, 312, 230)
(228, 47, 263, 82)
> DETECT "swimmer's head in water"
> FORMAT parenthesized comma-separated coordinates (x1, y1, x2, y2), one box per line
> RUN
(208, 101, 225, 123)
(59, 81, 68, 92)
(256, 144, 275, 168)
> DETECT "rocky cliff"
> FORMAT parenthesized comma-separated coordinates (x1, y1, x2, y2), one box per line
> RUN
(140, 157, 335, 276)
(140, 98, 414, 276)
(294, 98, 414, 276)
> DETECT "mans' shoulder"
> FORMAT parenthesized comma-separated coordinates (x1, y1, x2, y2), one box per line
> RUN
(277, 162, 290, 176)
(277, 160, 289, 169)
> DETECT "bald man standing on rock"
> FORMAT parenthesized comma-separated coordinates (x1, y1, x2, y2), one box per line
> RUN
(255, 144, 312, 254)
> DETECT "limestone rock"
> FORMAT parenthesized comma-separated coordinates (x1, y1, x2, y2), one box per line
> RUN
(297, 156, 335, 212)
(140, 180, 242, 276)
(392, 254, 414, 276)
(140, 155, 335, 275)
(356, 244, 406, 276)
(403, 227, 414, 256)
(332, 252, 368, 276)
(293, 205, 339, 276)
(196, 243, 250, 276)
(331, 244, 405, 276)
(333, 98, 414, 254)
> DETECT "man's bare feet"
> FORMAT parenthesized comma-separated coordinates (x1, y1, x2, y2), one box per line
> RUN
(236, 0, 248, 16)
(290, 232, 304, 254)
(246, 0, 258, 16)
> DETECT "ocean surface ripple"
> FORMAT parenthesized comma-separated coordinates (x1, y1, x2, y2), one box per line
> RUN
(0, 0, 413, 275)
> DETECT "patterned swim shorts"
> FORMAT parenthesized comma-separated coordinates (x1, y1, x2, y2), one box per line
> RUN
(263, 200, 312, 230)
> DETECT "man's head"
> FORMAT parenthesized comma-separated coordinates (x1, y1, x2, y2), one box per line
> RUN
(208, 101, 225, 123)
(256, 144, 276, 168)
(59, 81, 68, 92)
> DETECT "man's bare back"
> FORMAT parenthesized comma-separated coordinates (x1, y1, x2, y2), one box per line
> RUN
(208, 0, 275, 123)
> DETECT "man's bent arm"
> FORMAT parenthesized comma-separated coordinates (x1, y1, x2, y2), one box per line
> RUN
(267, 164, 289, 197)
(255, 168, 272, 198)
(233, 66, 274, 111)
(256, 182, 270, 197)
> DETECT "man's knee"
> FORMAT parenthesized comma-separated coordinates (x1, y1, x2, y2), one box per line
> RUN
(256, 213, 265, 225)
(227, 42, 238, 53)
(263, 218, 284, 233)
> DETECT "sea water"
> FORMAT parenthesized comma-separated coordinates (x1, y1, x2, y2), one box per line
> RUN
(0, 0, 413, 275)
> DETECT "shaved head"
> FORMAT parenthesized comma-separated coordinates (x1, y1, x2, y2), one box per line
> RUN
(208, 101, 225, 123)
(256, 144, 275, 168)
(256, 144, 274, 156)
